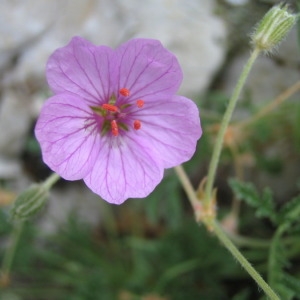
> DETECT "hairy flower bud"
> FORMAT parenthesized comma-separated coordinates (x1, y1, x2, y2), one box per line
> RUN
(252, 4, 297, 52)
(10, 184, 48, 221)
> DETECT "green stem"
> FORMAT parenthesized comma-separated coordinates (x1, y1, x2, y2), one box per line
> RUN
(0, 173, 60, 285)
(43, 172, 60, 190)
(1, 221, 24, 283)
(175, 164, 279, 299)
(212, 221, 280, 300)
(204, 47, 261, 206)
(174, 165, 199, 208)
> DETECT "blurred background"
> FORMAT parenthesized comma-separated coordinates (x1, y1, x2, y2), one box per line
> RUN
(0, 0, 300, 299)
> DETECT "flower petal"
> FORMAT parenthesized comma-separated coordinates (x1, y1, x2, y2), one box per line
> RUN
(131, 95, 202, 168)
(47, 37, 115, 106)
(35, 93, 101, 180)
(115, 38, 182, 101)
(84, 136, 164, 204)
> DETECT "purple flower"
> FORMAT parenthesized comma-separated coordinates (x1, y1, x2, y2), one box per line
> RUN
(35, 37, 202, 204)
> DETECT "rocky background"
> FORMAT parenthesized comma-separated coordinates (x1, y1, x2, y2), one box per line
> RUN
(0, 0, 299, 232)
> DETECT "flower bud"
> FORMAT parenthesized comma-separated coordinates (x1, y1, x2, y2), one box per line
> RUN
(252, 4, 297, 52)
(10, 184, 48, 221)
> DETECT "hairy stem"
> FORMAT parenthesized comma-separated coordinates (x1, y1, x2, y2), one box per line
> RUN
(212, 221, 280, 300)
(43, 172, 60, 190)
(175, 165, 279, 299)
(204, 48, 261, 206)
(0, 221, 24, 286)
(174, 165, 199, 208)
(238, 79, 300, 128)
(0, 172, 60, 286)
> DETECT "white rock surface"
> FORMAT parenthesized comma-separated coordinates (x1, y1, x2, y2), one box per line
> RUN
(224, 0, 249, 5)
(0, 88, 33, 156)
(1, 0, 227, 96)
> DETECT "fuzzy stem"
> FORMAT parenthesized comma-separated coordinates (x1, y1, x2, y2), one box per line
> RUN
(43, 172, 60, 190)
(212, 221, 280, 300)
(0, 221, 24, 286)
(204, 48, 261, 206)
(175, 165, 279, 299)
(238, 79, 300, 128)
(0, 172, 60, 286)
(174, 165, 199, 208)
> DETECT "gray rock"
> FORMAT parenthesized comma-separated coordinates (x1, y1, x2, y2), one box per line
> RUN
(0, 89, 33, 157)
(1, 0, 227, 97)
(0, 156, 22, 179)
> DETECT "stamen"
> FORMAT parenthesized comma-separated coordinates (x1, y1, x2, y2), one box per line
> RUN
(119, 88, 130, 97)
(111, 120, 119, 136)
(102, 103, 119, 112)
(136, 99, 144, 108)
(133, 120, 141, 130)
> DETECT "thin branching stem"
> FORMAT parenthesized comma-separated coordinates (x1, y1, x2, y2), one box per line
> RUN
(0, 221, 24, 286)
(204, 47, 261, 207)
(213, 221, 280, 300)
(237, 79, 300, 128)
(0, 172, 60, 286)
(175, 164, 280, 300)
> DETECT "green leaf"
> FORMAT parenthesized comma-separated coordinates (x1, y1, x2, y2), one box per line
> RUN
(268, 202, 300, 300)
(282, 273, 300, 295)
(268, 230, 300, 300)
(277, 195, 300, 227)
(275, 284, 295, 300)
(229, 179, 276, 222)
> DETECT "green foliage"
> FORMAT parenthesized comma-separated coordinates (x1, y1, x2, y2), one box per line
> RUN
(277, 195, 300, 227)
(0, 211, 261, 300)
(0, 209, 12, 235)
(268, 224, 300, 300)
(229, 179, 276, 222)
(267, 195, 300, 299)
(230, 179, 300, 299)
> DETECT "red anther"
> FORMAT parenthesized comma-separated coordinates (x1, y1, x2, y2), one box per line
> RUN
(102, 103, 119, 112)
(119, 88, 130, 97)
(133, 120, 141, 130)
(111, 120, 119, 136)
(136, 99, 144, 108)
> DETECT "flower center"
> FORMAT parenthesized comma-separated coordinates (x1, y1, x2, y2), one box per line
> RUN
(90, 88, 144, 136)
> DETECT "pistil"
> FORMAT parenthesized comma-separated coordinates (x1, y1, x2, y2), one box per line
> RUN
(102, 103, 119, 112)
(111, 120, 119, 136)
